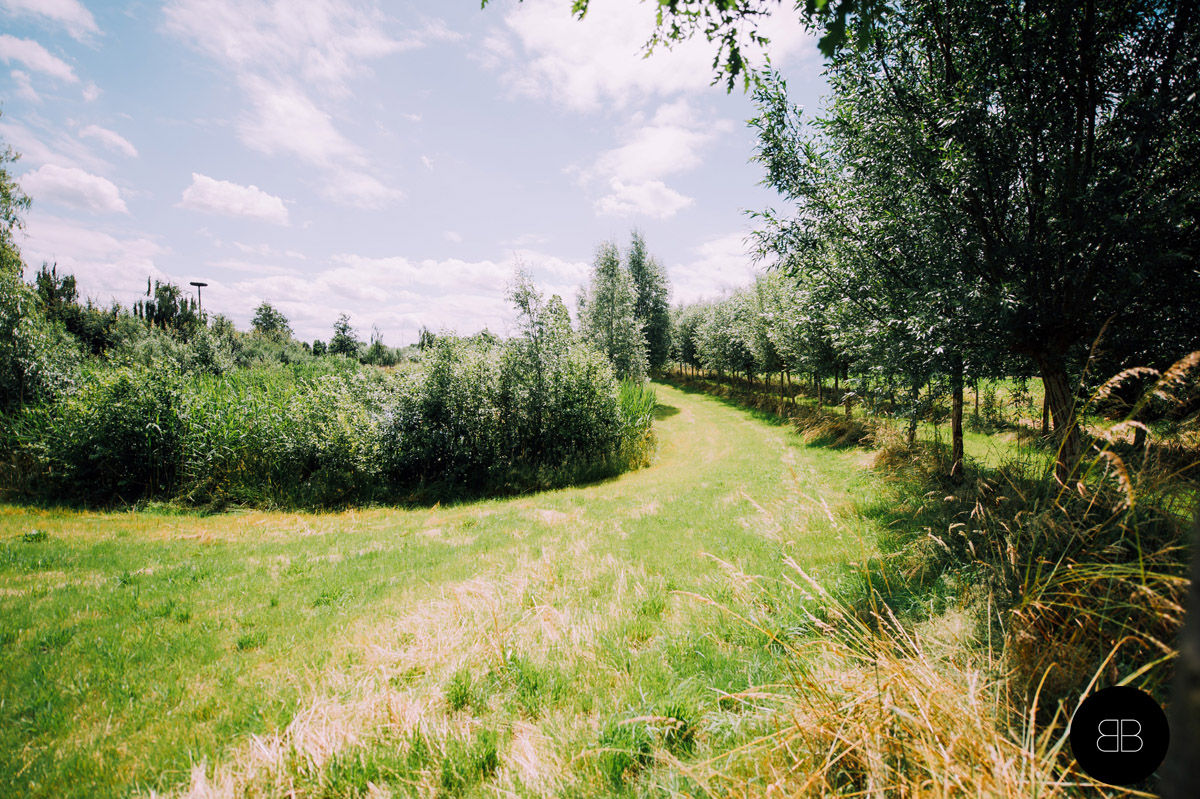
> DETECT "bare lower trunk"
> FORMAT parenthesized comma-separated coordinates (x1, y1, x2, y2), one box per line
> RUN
(1041, 392, 1050, 435)
(907, 381, 920, 446)
(950, 355, 965, 481)
(1037, 356, 1082, 484)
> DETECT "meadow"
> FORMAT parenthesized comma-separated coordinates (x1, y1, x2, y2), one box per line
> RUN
(1, 381, 881, 797)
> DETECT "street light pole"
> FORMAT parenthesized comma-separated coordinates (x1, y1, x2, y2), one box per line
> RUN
(189, 281, 208, 315)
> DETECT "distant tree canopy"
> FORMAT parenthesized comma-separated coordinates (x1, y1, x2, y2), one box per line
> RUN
(329, 313, 361, 357)
(251, 302, 292, 342)
(133, 278, 202, 334)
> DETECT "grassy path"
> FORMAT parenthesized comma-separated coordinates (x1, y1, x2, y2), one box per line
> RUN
(0, 383, 880, 797)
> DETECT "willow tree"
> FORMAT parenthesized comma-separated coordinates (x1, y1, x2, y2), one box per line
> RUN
(754, 2, 1200, 482)
(626, 232, 672, 373)
(579, 242, 647, 381)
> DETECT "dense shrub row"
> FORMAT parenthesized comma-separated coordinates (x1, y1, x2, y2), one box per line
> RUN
(2, 313, 655, 508)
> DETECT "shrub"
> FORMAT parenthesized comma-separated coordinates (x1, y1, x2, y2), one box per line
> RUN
(23, 364, 184, 502)
(178, 361, 388, 506)
(0, 269, 80, 412)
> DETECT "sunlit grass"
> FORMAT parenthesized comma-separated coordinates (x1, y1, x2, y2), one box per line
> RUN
(0, 382, 878, 797)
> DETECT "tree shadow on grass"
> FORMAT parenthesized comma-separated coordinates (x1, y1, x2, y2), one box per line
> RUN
(653, 403, 680, 420)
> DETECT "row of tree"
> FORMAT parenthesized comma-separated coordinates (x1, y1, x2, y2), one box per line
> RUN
(736, 1, 1200, 482)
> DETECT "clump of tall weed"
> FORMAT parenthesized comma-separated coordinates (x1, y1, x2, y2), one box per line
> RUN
(866, 353, 1197, 707)
(696, 560, 1113, 798)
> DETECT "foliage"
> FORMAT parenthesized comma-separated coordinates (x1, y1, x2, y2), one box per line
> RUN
(0, 127, 31, 276)
(626, 231, 672, 373)
(328, 313, 360, 358)
(579, 241, 648, 382)
(133, 278, 202, 334)
(16, 365, 184, 502)
(0, 269, 80, 413)
(3, 277, 655, 507)
(250, 302, 292, 342)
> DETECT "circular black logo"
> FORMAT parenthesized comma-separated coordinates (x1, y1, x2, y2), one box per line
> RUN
(1069, 685, 1169, 786)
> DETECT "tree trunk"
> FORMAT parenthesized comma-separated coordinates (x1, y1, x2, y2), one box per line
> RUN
(1041, 392, 1050, 436)
(950, 354, 965, 481)
(834, 367, 840, 402)
(816, 372, 823, 408)
(1038, 357, 1082, 484)
(907, 381, 920, 446)
(974, 378, 980, 416)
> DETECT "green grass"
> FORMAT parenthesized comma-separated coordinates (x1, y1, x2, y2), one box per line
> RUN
(0, 382, 881, 797)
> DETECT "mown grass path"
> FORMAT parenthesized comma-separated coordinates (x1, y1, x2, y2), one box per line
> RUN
(0, 383, 880, 797)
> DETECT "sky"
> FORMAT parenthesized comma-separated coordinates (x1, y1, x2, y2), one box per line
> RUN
(0, 0, 829, 344)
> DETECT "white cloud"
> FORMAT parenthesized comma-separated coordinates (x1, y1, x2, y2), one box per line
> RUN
(0, 35, 77, 82)
(0, 119, 109, 173)
(443, 230, 462, 243)
(1, 0, 99, 42)
(320, 168, 403, 209)
(20, 164, 127, 214)
(16, 214, 169, 305)
(162, 0, 423, 208)
(586, 101, 729, 183)
(211, 249, 591, 341)
(78, 124, 138, 158)
(232, 241, 306, 259)
(594, 179, 693, 219)
(179, 172, 290, 225)
(578, 100, 727, 219)
(81, 81, 100, 101)
(237, 76, 365, 168)
(162, 0, 427, 95)
(485, 0, 816, 112)
(10, 69, 38, 102)
(670, 230, 762, 304)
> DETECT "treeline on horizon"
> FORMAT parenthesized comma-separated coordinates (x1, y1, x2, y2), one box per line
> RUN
(0, 158, 671, 507)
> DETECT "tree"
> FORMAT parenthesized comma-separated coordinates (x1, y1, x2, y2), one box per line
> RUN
(0, 269, 80, 410)
(328, 313, 360, 357)
(751, 2, 1200, 482)
(362, 325, 398, 366)
(311, 339, 327, 357)
(579, 242, 647, 381)
(251, 302, 292, 342)
(0, 125, 31, 277)
(626, 231, 672, 373)
(133, 278, 201, 334)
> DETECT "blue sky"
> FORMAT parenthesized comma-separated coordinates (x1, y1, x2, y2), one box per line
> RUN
(1, 0, 828, 344)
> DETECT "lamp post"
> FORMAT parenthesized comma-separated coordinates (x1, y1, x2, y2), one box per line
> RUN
(189, 281, 208, 314)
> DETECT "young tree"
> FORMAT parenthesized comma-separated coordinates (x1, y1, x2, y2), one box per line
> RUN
(251, 302, 292, 342)
(133, 278, 201, 334)
(626, 231, 672, 373)
(0, 128, 31, 277)
(579, 242, 648, 381)
(328, 313, 360, 357)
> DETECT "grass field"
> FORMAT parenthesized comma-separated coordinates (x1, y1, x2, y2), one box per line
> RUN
(0, 382, 883, 797)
